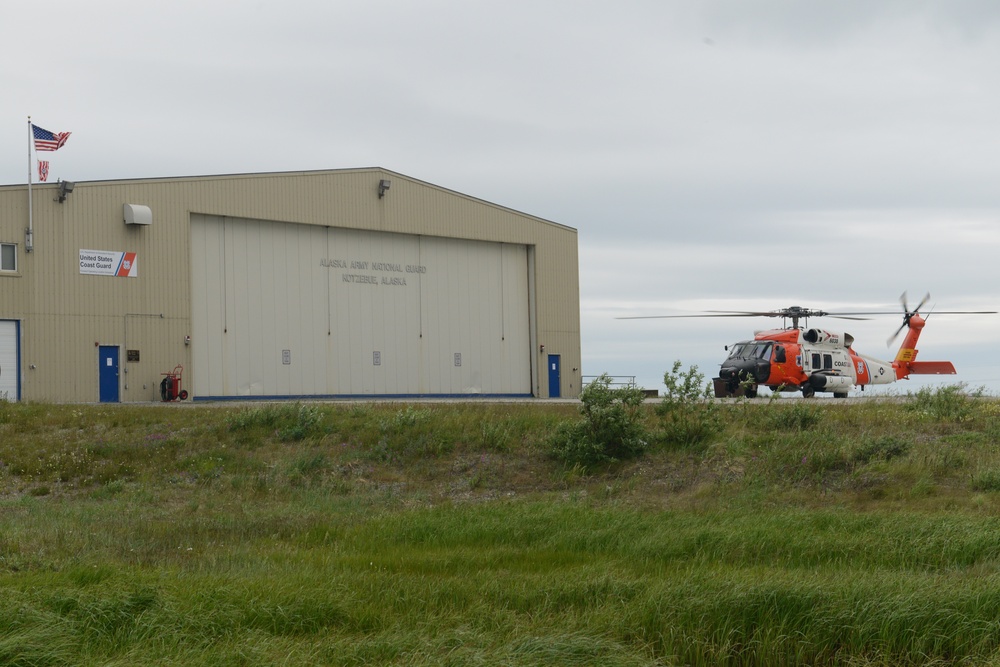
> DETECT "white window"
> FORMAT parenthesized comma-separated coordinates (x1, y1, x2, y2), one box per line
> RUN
(0, 243, 15, 272)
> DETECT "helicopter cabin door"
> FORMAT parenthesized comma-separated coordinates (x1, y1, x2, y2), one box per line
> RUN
(804, 352, 834, 374)
(805, 352, 817, 374)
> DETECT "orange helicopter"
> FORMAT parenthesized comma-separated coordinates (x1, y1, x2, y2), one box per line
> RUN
(621, 293, 995, 398)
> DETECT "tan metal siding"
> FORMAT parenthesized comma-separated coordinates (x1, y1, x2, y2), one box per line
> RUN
(0, 168, 579, 401)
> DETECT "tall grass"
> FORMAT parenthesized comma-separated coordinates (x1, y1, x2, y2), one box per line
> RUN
(0, 390, 998, 664)
(7, 501, 1000, 664)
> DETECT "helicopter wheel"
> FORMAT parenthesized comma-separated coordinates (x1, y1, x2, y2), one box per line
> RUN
(744, 386, 757, 399)
(801, 386, 815, 399)
(833, 392, 848, 399)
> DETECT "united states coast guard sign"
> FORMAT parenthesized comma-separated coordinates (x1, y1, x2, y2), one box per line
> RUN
(79, 249, 138, 277)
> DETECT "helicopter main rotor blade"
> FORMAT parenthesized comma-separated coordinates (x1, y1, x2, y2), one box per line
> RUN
(704, 310, 794, 316)
(903, 310, 997, 315)
(615, 313, 762, 320)
(618, 302, 995, 322)
(619, 309, 996, 320)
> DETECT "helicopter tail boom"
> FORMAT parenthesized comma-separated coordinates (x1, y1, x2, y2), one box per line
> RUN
(889, 314, 958, 378)
(892, 314, 926, 364)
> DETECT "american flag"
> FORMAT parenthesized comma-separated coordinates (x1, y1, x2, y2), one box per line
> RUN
(38, 160, 49, 182)
(32, 124, 71, 151)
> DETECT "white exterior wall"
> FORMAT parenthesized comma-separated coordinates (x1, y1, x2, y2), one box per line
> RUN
(191, 215, 531, 397)
(0, 320, 18, 401)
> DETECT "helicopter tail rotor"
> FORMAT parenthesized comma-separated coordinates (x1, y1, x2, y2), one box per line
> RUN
(887, 291, 931, 347)
(909, 291, 930, 314)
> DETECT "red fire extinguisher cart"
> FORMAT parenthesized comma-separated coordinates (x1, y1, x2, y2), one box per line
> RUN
(159, 365, 188, 401)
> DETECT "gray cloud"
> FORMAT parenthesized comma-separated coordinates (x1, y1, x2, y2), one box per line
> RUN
(4, 0, 997, 393)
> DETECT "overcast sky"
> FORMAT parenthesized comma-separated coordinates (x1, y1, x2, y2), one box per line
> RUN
(4, 0, 999, 395)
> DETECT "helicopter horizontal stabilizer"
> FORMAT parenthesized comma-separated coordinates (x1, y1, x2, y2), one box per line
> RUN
(905, 361, 957, 375)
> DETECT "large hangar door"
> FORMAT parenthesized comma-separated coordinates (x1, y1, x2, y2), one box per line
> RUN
(0, 321, 18, 401)
(414, 237, 531, 395)
(191, 216, 531, 397)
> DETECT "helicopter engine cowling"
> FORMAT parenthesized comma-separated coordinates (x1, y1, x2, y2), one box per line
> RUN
(808, 373, 854, 392)
(802, 329, 854, 348)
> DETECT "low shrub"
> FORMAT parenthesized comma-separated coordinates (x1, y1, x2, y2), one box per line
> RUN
(548, 374, 648, 468)
(655, 361, 719, 448)
(905, 384, 983, 422)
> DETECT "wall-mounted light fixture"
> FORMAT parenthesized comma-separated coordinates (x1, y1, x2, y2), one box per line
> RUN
(378, 179, 391, 199)
(124, 203, 153, 225)
(57, 180, 75, 203)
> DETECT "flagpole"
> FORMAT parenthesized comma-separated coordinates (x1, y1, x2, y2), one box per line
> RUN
(26, 116, 34, 253)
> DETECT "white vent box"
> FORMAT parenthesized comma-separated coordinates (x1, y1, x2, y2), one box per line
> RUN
(124, 204, 152, 226)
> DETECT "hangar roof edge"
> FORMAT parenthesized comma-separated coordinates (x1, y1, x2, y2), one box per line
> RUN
(0, 166, 577, 234)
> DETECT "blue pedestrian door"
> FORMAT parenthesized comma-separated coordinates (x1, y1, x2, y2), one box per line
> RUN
(547, 354, 561, 398)
(99, 346, 120, 403)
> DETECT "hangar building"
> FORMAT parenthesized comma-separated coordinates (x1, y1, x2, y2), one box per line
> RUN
(0, 169, 581, 402)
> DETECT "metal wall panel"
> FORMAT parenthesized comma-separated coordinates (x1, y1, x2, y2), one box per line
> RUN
(191, 215, 531, 397)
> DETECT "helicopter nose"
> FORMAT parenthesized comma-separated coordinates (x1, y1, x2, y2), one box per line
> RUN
(719, 366, 738, 380)
(719, 359, 770, 384)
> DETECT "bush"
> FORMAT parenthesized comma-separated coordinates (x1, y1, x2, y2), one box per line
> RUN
(905, 384, 983, 423)
(548, 374, 648, 468)
(655, 361, 719, 448)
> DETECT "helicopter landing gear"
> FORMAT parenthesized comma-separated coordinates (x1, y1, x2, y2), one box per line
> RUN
(833, 392, 849, 399)
(801, 386, 816, 399)
(744, 386, 758, 399)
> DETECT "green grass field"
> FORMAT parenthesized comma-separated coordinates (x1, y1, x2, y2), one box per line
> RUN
(2, 392, 1000, 665)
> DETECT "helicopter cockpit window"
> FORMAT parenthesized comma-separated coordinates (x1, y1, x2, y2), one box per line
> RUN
(728, 343, 750, 359)
(728, 342, 773, 359)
